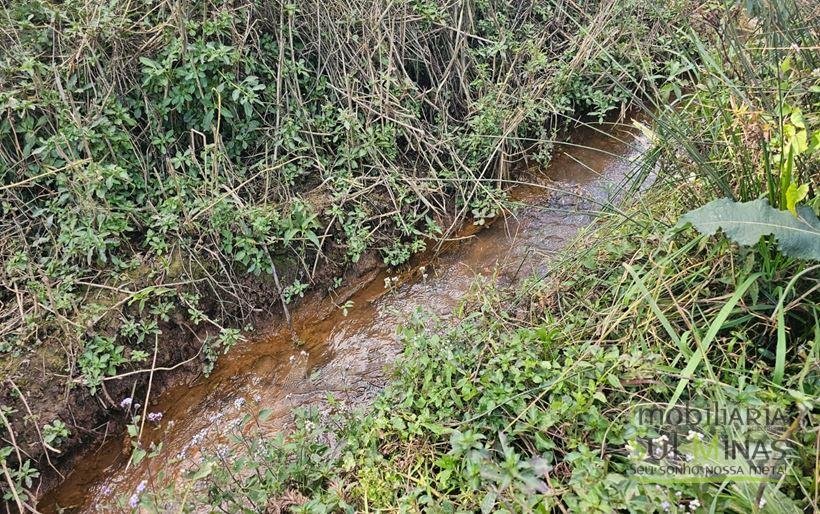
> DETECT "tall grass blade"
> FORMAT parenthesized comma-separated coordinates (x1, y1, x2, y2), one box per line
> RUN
(666, 273, 761, 410)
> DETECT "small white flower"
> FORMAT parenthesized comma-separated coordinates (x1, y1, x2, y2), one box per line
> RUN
(661, 501, 670, 511)
(191, 430, 207, 446)
(690, 498, 701, 510)
(686, 430, 703, 441)
(758, 498, 767, 508)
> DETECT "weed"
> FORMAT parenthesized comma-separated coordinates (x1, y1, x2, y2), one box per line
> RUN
(148, 182, 817, 512)
(41, 421, 70, 450)
(4, 0, 816, 509)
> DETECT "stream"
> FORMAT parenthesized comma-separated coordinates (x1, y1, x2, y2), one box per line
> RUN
(41, 122, 648, 512)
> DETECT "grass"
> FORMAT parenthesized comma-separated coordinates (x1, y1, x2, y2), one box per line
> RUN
(110, 1, 819, 511)
(123, 183, 819, 513)
(2, 0, 820, 511)
(0, 0, 686, 504)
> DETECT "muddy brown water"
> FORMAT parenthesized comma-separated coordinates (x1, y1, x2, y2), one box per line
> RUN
(40, 123, 648, 512)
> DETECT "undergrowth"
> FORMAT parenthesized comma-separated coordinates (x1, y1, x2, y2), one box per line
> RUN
(3, 0, 820, 511)
(105, 1, 820, 512)
(0, 0, 685, 504)
(127, 185, 818, 513)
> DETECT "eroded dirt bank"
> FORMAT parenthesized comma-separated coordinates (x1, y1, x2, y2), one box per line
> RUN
(40, 123, 648, 512)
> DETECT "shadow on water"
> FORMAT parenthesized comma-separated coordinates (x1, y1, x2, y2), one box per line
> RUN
(41, 121, 649, 512)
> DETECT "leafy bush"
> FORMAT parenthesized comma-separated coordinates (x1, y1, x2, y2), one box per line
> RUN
(1, 0, 680, 381)
(0, 0, 702, 505)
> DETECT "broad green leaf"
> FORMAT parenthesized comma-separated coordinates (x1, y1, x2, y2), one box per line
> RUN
(680, 198, 820, 260)
(790, 108, 805, 129)
(780, 56, 792, 73)
(785, 182, 808, 217)
(791, 128, 807, 154)
(283, 227, 298, 244)
(481, 491, 497, 514)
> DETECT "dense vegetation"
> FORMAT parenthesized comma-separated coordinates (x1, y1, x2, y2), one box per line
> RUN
(1, 0, 818, 511)
(0, 0, 679, 501)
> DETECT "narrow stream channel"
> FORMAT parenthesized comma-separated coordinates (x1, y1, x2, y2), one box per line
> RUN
(41, 122, 648, 512)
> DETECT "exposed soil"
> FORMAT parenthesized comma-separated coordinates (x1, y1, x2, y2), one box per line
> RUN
(0, 210, 380, 506)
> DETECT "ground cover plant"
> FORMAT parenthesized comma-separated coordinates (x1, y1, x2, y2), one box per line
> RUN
(100, 0, 820, 511)
(143, 186, 817, 513)
(0, 0, 687, 506)
(2, 0, 819, 511)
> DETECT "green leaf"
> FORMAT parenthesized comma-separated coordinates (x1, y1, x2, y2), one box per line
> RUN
(283, 227, 298, 244)
(779, 56, 792, 73)
(481, 491, 497, 514)
(186, 461, 214, 481)
(679, 198, 820, 260)
(139, 57, 159, 69)
(809, 132, 820, 153)
(774, 306, 786, 386)
(623, 264, 684, 352)
(666, 273, 760, 411)
(131, 447, 147, 466)
(305, 230, 321, 249)
(785, 182, 809, 217)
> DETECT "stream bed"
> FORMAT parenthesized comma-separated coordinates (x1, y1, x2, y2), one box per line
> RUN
(41, 122, 648, 512)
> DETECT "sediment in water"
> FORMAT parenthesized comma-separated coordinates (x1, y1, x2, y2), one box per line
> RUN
(41, 123, 649, 512)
